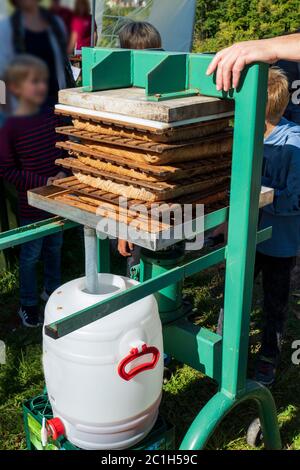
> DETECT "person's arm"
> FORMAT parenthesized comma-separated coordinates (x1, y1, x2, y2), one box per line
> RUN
(68, 31, 78, 55)
(93, 20, 98, 47)
(118, 239, 134, 257)
(263, 138, 300, 217)
(68, 17, 78, 54)
(206, 33, 300, 92)
(94, 31, 98, 47)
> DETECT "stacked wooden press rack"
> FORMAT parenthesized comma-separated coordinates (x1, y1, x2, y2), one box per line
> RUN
(52, 110, 233, 218)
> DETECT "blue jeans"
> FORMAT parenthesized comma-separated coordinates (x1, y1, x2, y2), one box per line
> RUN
(19, 219, 63, 307)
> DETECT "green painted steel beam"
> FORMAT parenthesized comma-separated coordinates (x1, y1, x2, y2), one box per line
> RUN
(204, 207, 228, 232)
(44, 228, 269, 339)
(90, 50, 132, 92)
(81, 48, 241, 100)
(44, 246, 226, 339)
(146, 54, 189, 96)
(221, 62, 269, 399)
(179, 380, 281, 450)
(133, 50, 174, 88)
(163, 320, 222, 382)
(0, 217, 78, 251)
(147, 89, 200, 102)
(189, 53, 235, 99)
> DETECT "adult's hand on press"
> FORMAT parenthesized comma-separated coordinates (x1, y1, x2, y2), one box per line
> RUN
(206, 38, 279, 92)
(47, 172, 67, 186)
(47, 176, 56, 186)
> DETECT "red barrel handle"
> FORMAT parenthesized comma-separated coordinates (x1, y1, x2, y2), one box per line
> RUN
(118, 344, 160, 381)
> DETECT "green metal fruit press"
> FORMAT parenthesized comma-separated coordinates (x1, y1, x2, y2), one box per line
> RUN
(0, 49, 282, 450)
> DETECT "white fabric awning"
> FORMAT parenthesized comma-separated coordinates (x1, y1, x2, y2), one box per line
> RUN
(148, 0, 197, 52)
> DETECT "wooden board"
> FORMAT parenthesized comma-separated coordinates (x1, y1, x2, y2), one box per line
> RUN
(27, 183, 274, 251)
(27, 184, 229, 251)
(58, 87, 234, 123)
(56, 113, 231, 143)
(55, 159, 231, 201)
(56, 140, 232, 181)
(55, 104, 233, 134)
(56, 125, 232, 154)
(52, 176, 229, 211)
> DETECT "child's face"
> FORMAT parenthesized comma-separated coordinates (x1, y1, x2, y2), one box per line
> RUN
(11, 70, 48, 107)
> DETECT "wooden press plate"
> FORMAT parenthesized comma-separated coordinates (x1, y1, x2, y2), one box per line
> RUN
(55, 111, 231, 143)
(56, 141, 232, 181)
(52, 176, 229, 210)
(55, 104, 233, 138)
(27, 183, 273, 251)
(55, 158, 231, 201)
(58, 87, 235, 124)
(28, 181, 229, 237)
(56, 125, 232, 154)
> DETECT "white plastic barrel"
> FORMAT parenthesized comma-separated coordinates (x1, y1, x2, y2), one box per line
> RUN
(43, 274, 163, 450)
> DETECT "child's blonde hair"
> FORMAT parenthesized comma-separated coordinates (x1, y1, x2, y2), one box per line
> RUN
(266, 67, 290, 124)
(4, 55, 48, 88)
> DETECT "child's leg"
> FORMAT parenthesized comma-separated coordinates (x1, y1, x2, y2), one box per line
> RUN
(42, 232, 64, 296)
(261, 253, 296, 360)
(19, 230, 43, 307)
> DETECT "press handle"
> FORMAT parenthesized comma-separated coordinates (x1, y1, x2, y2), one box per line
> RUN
(118, 344, 160, 381)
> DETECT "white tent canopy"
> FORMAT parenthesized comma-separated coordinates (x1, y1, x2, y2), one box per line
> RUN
(63, 0, 196, 52)
(2, 1, 196, 52)
(148, 0, 196, 52)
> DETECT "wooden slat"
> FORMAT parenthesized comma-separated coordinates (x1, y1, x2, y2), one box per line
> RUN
(57, 140, 232, 181)
(56, 158, 230, 199)
(52, 177, 229, 217)
(57, 141, 171, 177)
(54, 194, 165, 234)
(55, 107, 161, 133)
(56, 158, 173, 191)
(56, 125, 232, 154)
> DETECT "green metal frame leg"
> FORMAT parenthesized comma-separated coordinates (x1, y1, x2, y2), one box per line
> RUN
(179, 380, 281, 450)
(179, 390, 233, 450)
(246, 381, 282, 450)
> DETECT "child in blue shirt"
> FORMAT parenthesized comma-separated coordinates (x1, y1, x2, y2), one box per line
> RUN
(255, 67, 300, 385)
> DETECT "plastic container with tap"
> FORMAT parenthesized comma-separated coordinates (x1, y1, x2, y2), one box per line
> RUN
(43, 274, 163, 450)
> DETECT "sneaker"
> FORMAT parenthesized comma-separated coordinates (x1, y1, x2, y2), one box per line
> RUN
(40, 289, 51, 303)
(254, 356, 277, 386)
(18, 306, 41, 328)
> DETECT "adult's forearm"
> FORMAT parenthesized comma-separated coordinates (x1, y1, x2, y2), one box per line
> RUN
(270, 34, 300, 61)
(207, 33, 300, 91)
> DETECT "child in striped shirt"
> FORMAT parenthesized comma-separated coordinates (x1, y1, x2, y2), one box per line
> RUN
(0, 55, 66, 327)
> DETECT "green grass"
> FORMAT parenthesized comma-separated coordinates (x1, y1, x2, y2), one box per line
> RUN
(1, 233, 300, 450)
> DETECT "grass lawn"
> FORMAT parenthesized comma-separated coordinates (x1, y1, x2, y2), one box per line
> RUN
(0, 228, 300, 450)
